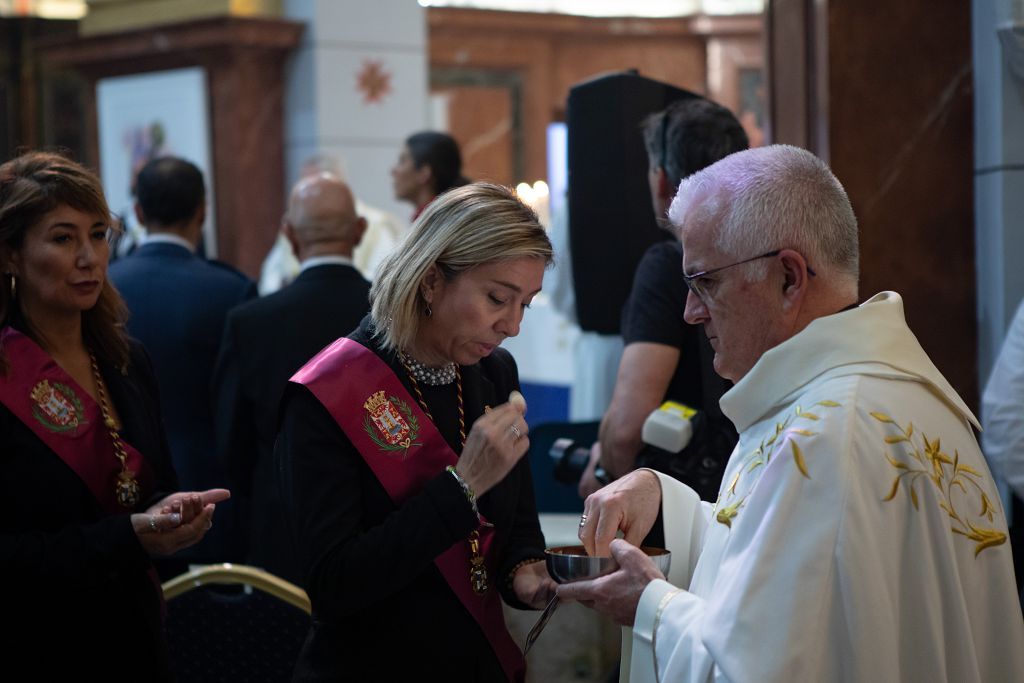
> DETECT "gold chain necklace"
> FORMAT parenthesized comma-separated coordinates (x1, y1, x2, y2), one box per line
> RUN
(400, 357, 488, 593)
(89, 353, 141, 508)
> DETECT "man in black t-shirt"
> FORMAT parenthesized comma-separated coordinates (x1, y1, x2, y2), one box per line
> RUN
(580, 98, 749, 498)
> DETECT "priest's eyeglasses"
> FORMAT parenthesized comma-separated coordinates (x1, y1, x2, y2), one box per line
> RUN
(683, 249, 817, 303)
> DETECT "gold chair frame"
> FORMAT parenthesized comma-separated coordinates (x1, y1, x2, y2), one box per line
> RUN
(162, 563, 311, 614)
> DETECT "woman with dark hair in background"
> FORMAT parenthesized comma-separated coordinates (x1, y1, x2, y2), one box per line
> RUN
(0, 151, 229, 680)
(391, 130, 469, 219)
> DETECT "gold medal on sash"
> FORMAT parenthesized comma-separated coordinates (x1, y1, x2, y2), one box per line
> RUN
(116, 471, 141, 508)
(468, 530, 488, 595)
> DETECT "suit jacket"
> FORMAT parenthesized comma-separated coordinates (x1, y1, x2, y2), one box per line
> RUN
(213, 262, 370, 581)
(109, 241, 256, 562)
(277, 317, 546, 682)
(0, 337, 178, 681)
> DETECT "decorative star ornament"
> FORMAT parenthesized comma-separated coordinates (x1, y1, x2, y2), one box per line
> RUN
(357, 59, 392, 104)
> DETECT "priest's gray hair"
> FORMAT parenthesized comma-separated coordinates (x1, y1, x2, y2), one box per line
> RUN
(370, 182, 553, 353)
(669, 145, 859, 286)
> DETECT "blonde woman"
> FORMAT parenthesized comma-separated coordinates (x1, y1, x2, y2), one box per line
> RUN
(278, 183, 556, 682)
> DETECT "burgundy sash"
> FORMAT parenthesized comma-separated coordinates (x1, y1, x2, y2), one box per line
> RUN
(292, 337, 526, 683)
(0, 327, 155, 515)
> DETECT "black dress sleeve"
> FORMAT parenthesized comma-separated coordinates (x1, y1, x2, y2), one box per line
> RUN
(122, 341, 179, 502)
(0, 505, 150, 587)
(276, 383, 481, 620)
(480, 349, 547, 608)
(0, 340, 182, 587)
(0, 402, 150, 588)
(495, 456, 547, 609)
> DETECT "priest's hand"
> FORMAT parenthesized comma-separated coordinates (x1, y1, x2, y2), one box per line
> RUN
(512, 559, 557, 609)
(131, 488, 231, 556)
(578, 469, 661, 557)
(556, 539, 665, 626)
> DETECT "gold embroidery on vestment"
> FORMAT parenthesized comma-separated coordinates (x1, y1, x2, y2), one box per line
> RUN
(874, 412, 1006, 557)
(711, 400, 840, 528)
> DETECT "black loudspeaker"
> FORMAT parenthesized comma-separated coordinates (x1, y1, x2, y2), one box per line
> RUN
(568, 71, 698, 334)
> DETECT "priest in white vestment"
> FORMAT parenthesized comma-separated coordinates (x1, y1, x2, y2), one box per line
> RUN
(560, 145, 1024, 682)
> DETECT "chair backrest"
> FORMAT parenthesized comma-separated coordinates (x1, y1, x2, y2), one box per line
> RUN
(162, 563, 311, 682)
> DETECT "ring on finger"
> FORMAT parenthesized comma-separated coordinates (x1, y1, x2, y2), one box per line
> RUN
(578, 513, 588, 529)
(149, 516, 158, 533)
(509, 423, 522, 440)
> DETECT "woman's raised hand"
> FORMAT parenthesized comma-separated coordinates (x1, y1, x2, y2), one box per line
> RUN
(131, 488, 231, 557)
(456, 391, 529, 497)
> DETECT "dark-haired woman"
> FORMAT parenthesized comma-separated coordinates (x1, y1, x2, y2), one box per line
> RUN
(391, 130, 469, 219)
(0, 151, 229, 680)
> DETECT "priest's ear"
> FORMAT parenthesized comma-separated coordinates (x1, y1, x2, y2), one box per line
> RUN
(778, 249, 812, 305)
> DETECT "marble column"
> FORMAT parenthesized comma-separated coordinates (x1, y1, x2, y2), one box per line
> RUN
(767, 0, 978, 407)
(974, 0, 1024, 380)
(282, 0, 428, 220)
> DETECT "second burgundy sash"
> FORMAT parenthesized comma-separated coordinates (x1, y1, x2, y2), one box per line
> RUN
(0, 327, 154, 515)
(292, 337, 525, 683)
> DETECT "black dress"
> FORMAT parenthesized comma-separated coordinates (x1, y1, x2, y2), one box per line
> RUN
(0, 337, 178, 682)
(277, 317, 546, 682)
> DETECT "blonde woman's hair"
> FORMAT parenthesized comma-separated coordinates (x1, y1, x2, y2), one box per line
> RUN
(370, 182, 553, 353)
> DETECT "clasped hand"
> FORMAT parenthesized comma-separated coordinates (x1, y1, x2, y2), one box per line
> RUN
(131, 488, 231, 556)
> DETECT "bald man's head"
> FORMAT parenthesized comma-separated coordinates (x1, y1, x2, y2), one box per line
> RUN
(283, 173, 365, 260)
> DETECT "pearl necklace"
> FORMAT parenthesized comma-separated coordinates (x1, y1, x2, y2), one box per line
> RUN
(398, 351, 457, 386)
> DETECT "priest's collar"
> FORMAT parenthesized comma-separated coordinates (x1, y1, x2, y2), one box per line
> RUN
(720, 291, 978, 432)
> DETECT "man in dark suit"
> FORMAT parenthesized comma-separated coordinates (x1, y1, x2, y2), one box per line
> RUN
(109, 157, 256, 564)
(213, 173, 370, 583)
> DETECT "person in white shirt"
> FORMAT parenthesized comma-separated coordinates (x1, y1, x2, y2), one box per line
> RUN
(982, 297, 1024, 598)
(561, 144, 1024, 682)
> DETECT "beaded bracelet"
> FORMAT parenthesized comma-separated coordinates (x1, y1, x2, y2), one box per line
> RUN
(446, 465, 481, 521)
(506, 557, 545, 590)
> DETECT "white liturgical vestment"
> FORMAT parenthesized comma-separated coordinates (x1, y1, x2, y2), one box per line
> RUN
(633, 292, 1024, 682)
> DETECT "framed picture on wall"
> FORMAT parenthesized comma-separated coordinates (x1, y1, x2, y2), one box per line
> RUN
(96, 67, 217, 257)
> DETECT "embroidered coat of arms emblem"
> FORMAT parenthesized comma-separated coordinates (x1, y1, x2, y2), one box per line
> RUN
(362, 390, 421, 453)
(30, 380, 87, 433)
